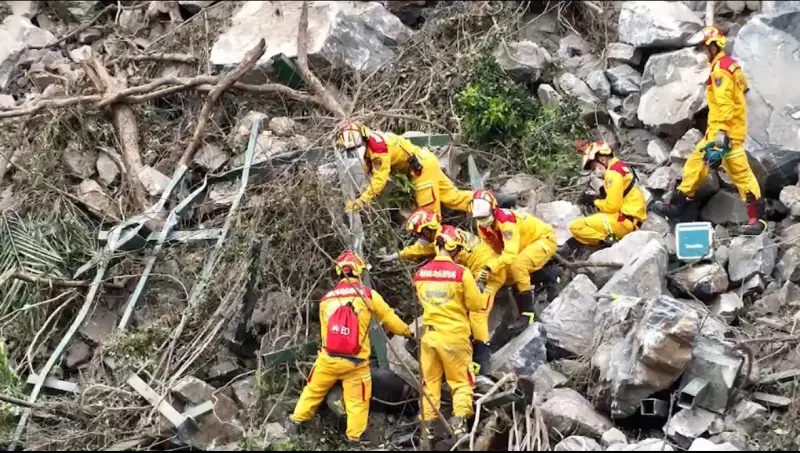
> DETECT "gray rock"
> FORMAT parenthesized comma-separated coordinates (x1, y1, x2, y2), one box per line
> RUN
(559, 33, 591, 59)
(211, 2, 412, 75)
(179, 0, 214, 14)
(63, 145, 97, 179)
(732, 9, 800, 151)
(494, 40, 551, 83)
(620, 439, 675, 451)
(593, 295, 701, 418)
(230, 111, 269, 149)
(601, 428, 628, 447)
(540, 388, 613, 438)
(780, 185, 800, 218)
(708, 431, 749, 450)
(59, 1, 101, 22)
(639, 48, 708, 136)
(715, 245, 730, 268)
(529, 364, 568, 404)
(665, 407, 721, 448)
(728, 233, 778, 283)
(490, 322, 547, 376)
(268, 117, 296, 137)
(588, 231, 668, 288)
(193, 143, 230, 173)
(646, 166, 677, 192)
(138, 166, 170, 197)
(585, 69, 611, 101)
(781, 223, 800, 249)
(776, 246, 800, 282)
(0, 94, 14, 109)
(6, 1, 40, 18)
(607, 42, 642, 66)
(700, 191, 749, 226)
(0, 16, 55, 89)
(723, 399, 767, 436)
(541, 274, 598, 356)
(557, 72, 607, 125)
(564, 53, 604, 82)
(710, 292, 744, 324)
(554, 436, 602, 451)
(231, 131, 290, 166)
(689, 438, 740, 451)
(641, 213, 671, 235)
(500, 174, 553, 212)
(741, 273, 766, 297)
(618, 1, 703, 49)
(670, 128, 704, 164)
(754, 281, 800, 315)
(671, 262, 729, 299)
(537, 83, 561, 108)
(725, 0, 747, 13)
(534, 200, 582, 247)
(75, 180, 121, 220)
(605, 64, 642, 96)
(647, 139, 671, 166)
(231, 376, 257, 410)
(79, 307, 118, 345)
(95, 152, 119, 186)
(65, 340, 91, 370)
(118, 9, 145, 33)
(744, 0, 761, 11)
(607, 95, 623, 113)
(287, 134, 311, 151)
(621, 93, 643, 127)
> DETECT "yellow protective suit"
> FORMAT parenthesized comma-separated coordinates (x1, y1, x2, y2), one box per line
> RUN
(290, 278, 411, 441)
(414, 255, 484, 421)
(676, 52, 761, 200)
(355, 131, 472, 217)
(397, 230, 506, 344)
(569, 157, 647, 246)
(478, 209, 557, 293)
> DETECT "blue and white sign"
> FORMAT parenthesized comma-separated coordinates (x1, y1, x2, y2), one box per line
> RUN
(675, 222, 714, 261)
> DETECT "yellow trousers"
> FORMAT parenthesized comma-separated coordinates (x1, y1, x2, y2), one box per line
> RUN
(569, 213, 638, 246)
(290, 353, 372, 441)
(676, 139, 761, 200)
(506, 235, 557, 293)
(411, 149, 473, 218)
(420, 328, 475, 421)
(469, 273, 506, 343)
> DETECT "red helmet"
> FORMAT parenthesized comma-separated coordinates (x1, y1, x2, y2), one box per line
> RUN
(405, 208, 441, 235)
(686, 25, 727, 49)
(470, 189, 497, 218)
(334, 250, 366, 277)
(435, 225, 466, 252)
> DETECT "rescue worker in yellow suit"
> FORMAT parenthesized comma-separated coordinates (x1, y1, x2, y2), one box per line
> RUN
(470, 190, 560, 334)
(287, 251, 413, 443)
(414, 226, 484, 448)
(335, 120, 473, 218)
(378, 209, 506, 380)
(564, 140, 647, 252)
(652, 26, 766, 235)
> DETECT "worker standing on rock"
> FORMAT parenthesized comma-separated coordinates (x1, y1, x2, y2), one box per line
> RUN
(652, 26, 766, 235)
(287, 251, 413, 444)
(470, 189, 560, 334)
(335, 120, 473, 218)
(414, 227, 484, 447)
(380, 209, 505, 381)
(566, 140, 647, 252)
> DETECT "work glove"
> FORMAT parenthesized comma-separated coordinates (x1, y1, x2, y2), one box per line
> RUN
(378, 252, 399, 264)
(578, 191, 598, 207)
(714, 130, 731, 151)
(345, 198, 366, 213)
(476, 266, 491, 285)
(406, 324, 417, 339)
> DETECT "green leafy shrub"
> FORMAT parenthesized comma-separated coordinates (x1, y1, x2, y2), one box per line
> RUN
(456, 45, 588, 183)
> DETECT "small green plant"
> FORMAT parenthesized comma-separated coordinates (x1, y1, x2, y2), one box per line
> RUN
(455, 44, 588, 183)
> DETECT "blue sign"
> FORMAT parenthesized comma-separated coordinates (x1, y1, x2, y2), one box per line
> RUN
(675, 222, 713, 261)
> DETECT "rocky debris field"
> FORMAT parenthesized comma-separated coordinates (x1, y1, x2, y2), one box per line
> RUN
(1, 0, 800, 451)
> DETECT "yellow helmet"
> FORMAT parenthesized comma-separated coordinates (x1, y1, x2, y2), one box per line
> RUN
(576, 140, 614, 170)
(335, 120, 370, 151)
(334, 250, 367, 277)
(686, 25, 727, 49)
(435, 225, 466, 252)
(405, 208, 441, 235)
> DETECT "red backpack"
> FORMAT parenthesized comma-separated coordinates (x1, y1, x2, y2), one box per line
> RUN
(325, 302, 361, 356)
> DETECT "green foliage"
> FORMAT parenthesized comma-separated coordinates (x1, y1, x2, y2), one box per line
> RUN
(377, 174, 414, 211)
(103, 323, 172, 373)
(0, 338, 21, 438)
(455, 46, 588, 182)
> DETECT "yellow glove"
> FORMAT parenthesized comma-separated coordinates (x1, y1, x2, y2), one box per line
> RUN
(345, 198, 366, 213)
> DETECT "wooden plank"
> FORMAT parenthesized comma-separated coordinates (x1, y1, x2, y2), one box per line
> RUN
(752, 392, 792, 408)
(25, 375, 80, 394)
(98, 228, 225, 243)
(183, 401, 214, 419)
(126, 373, 187, 428)
(757, 369, 800, 386)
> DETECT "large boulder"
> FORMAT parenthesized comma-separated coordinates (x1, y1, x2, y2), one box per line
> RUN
(699, 191, 748, 226)
(534, 200, 582, 247)
(490, 322, 547, 376)
(618, 1, 703, 49)
(670, 262, 729, 300)
(599, 239, 669, 299)
(210, 2, 412, 76)
(557, 72, 608, 125)
(605, 64, 642, 96)
(541, 274, 598, 357)
(727, 233, 778, 283)
(540, 388, 613, 438)
(0, 15, 55, 90)
(733, 9, 800, 151)
(592, 295, 702, 418)
(638, 48, 708, 136)
(493, 40, 551, 84)
(587, 231, 668, 287)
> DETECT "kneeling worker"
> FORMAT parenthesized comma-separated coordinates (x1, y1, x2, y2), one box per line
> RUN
(414, 227, 484, 447)
(288, 251, 413, 443)
(470, 190, 559, 333)
(566, 140, 647, 251)
(335, 120, 473, 218)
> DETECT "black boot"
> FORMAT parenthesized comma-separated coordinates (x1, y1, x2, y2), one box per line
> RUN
(472, 341, 492, 377)
(739, 194, 767, 235)
(652, 190, 691, 221)
(508, 290, 535, 335)
(286, 419, 304, 437)
(557, 237, 581, 257)
(531, 265, 562, 302)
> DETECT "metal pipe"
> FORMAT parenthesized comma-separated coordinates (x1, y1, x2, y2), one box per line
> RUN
(678, 378, 710, 411)
(640, 398, 670, 417)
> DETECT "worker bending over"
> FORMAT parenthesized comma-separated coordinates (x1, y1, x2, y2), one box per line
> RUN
(653, 26, 765, 235)
(566, 141, 647, 252)
(414, 227, 484, 448)
(380, 208, 506, 379)
(335, 120, 472, 218)
(288, 251, 413, 443)
(470, 190, 559, 333)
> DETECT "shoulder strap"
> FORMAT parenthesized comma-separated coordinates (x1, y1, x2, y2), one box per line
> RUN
(623, 165, 638, 198)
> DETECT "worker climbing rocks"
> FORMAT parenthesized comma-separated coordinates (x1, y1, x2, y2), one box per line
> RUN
(470, 190, 560, 334)
(652, 26, 766, 235)
(334, 120, 473, 218)
(414, 227, 484, 448)
(565, 140, 647, 253)
(287, 251, 413, 444)
(380, 208, 505, 381)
